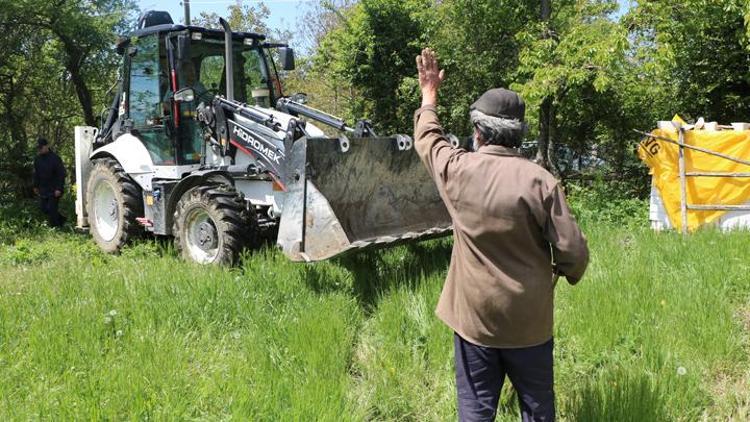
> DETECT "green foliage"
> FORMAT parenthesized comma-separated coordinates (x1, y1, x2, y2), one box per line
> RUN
(0, 197, 46, 245)
(313, 0, 429, 133)
(628, 0, 750, 123)
(1, 239, 50, 266)
(513, 0, 628, 146)
(311, 0, 541, 135)
(193, 3, 271, 34)
(428, 0, 539, 133)
(0, 0, 138, 194)
(566, 179, 649, 229)
(306, 0, 750, 194)
(308, 0, 647, 183)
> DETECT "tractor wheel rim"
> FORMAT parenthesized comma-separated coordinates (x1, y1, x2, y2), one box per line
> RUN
(185, 208, 219, 264)
(93, 181, 119, 242)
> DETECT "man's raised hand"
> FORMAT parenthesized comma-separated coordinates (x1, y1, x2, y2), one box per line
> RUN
(416, 48, 445, 107)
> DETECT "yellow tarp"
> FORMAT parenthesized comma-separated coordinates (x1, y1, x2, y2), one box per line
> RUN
(638, 121, 750, 232)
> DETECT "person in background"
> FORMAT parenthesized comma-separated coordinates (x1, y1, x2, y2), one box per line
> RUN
(414, 48, 590, 421)
(33, 137, 67, 227)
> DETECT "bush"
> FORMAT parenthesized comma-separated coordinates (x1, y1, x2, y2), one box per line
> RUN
(565, 179, 648, 230)
(0, 238, 51, 265)
(0, 199, 43, 245)
(0, 195, 74, 245)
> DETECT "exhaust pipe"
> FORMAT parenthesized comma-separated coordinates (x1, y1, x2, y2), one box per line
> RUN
(184, 0, 190, 25)
(219, 18, 234, 102)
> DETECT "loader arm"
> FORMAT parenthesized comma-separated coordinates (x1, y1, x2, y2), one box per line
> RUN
(196, 92, 454, 262)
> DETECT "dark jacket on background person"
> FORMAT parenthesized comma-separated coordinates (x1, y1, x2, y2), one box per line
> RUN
(33, 150, 66, 197)
(414, 105, 589, 348)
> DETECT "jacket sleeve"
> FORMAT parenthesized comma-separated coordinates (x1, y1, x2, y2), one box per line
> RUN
(32, 157, 40, 189)
(54, 154, 66, 191)
(543, 183, 589, 284)
(413, 105, 466, 190)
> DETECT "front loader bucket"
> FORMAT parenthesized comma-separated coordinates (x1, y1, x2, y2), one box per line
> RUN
(277, 135, 453, 262)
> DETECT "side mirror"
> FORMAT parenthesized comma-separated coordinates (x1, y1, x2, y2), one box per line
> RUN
(174, 88, 195, 103)
(279, 47, 295, 71)
(115, 37, 130, 55)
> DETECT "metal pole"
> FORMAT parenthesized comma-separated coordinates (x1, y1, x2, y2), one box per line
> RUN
(678, 128, 688, 234)
(219, 18, 234, 102)
(184, 0, 191, 25)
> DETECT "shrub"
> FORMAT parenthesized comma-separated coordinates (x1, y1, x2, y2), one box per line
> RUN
(565, 179, 648, 230)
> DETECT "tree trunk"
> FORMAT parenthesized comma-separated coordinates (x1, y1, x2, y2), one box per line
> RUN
(537, 0, 556, 172)
(537, 96, 551, 167)
(547, 99, 559, 177)
(1, 75, 31, 196)
(66, 53, 96, 127)
(541, 0, 551, 22)
(54, 30, 96, 127)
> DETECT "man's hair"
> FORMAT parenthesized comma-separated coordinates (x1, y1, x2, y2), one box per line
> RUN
(470, 110, 527, 148)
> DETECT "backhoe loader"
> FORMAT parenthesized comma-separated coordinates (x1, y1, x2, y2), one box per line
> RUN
(75, 10, 453, 264)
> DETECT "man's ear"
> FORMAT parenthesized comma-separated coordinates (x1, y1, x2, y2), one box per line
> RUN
(473, 127, 484, 146)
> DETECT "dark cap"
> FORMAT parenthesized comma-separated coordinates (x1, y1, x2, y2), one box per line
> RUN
(36, 137, 49, 148)
(470, 88, 525, 121)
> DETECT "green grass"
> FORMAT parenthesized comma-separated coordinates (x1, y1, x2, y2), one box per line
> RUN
(0, 200, 749, 420)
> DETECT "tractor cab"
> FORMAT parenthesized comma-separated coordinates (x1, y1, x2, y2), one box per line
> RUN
(100, 11, 291, 168)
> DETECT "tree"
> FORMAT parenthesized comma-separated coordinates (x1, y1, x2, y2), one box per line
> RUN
(537, 0, 555, 171)
(312, 0, 430, 134)
(0, 0, 137, 195)
(4, 0, 137, 127)
(193, 3, 271, 35)
(426, 0, 538, 134)
(627, 0, 750, 122)
(512, 0, 627, 175)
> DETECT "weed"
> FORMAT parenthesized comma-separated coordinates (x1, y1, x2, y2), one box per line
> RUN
(0, 239, 50, 265)
(566, 180, 649, 229)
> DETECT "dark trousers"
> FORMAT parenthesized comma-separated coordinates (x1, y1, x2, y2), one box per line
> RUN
(39, 195, 64, 227)
(454, 333, 555, 422)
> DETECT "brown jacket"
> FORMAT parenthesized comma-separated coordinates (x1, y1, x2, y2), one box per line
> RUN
(414, 105, 589, 348)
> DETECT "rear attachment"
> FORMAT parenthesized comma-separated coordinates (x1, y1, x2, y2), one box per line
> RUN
(277, 135, 453, 261)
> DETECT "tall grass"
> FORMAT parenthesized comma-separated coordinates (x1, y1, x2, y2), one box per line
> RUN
(0, 198, 748, 419)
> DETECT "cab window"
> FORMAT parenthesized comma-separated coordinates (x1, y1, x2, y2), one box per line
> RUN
(242, 49, 274, 107)
(129, 35, 174, 165)
(199, 55, 223, 98)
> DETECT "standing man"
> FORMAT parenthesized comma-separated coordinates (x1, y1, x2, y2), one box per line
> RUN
(33, 137, 67, 227)
(414, 48, 589, 421)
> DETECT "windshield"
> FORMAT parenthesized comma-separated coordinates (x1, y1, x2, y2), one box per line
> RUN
(167, 33, 279, 164)
(181, 36, 277, 104)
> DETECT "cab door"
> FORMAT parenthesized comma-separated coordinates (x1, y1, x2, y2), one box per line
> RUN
(128, 34, 175, 165)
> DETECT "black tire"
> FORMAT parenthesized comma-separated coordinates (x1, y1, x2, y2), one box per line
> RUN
(86, 157, 143, 254)
(173, 184, 260, 265)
